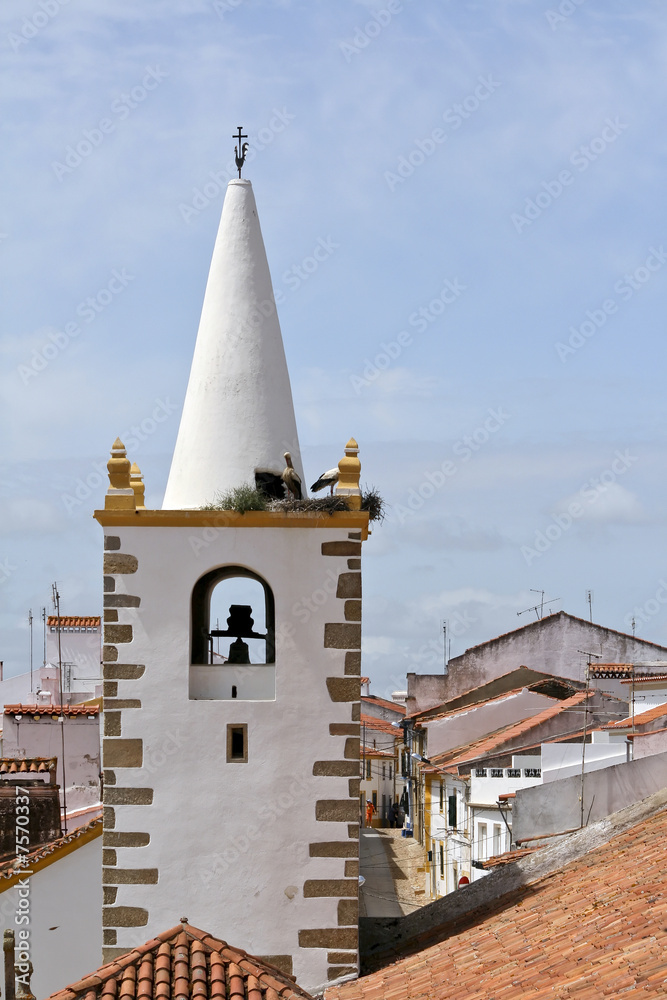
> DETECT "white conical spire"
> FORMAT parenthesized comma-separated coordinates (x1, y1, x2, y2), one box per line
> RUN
(163, 179, 304, 509)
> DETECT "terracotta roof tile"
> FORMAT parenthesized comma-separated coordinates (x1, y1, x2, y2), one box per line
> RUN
(360, 714, 400, 735)
(628, 725, 667, 739)
(46, 616, 101, 627)
(0, 816, 102, 881)
(430, 691, 591, 768)
(47, 922, 314, 1000)
(4, 704, 99, 717)
(361, 696, 406, 715)
(0, 755, 56, 774)
(605, 701, 667, 729)
(620, 674, 667, 684)
(407, 685, 531, 723)
(482, 846, 540, 869)
(327, 801, 667, 998)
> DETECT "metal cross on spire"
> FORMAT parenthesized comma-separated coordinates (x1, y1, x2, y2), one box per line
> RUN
(233, 125, 248, 178)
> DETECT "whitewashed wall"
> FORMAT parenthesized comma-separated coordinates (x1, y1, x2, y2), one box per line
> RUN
(0, 836, 102, 1000)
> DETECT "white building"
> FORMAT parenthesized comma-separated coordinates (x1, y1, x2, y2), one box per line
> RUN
(0, 616, 102, 711)
(0, 819, 102, 1000)
(423, 769, 470, 897)
(360, 745, 396, 826)
(94, 176, 367, 994)
(1, 704, 101, 822)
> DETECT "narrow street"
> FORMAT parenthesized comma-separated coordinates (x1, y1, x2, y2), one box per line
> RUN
(359, 829, 430, 917)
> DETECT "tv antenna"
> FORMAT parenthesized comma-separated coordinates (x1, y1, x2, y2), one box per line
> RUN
(585, 589, 593, 622)
(442, 620, 449, 673)
(517, 590, 560, 620)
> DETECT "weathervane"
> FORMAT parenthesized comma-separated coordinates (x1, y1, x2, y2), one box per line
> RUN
(233, 125, 248, 178)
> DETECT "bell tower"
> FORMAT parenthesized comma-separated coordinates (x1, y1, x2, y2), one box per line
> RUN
(94, 165, 366, 995)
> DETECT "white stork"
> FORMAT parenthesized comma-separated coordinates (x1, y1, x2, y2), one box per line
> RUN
(281, 452, 303, 500)
(310, 467, 339, 495)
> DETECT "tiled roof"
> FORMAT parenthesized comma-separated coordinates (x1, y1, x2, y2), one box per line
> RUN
(326, 801, 667, 999)
(589, 662, 634, 678)
(361, 746, 394, 758)
(430, 691, 590, 768)
(47, 616, 101, 627)
(620, 674, 667, 684)
(629, 726, 667, 740)
(0, 817, 102, 887)
(410, 686, 535, 724)
(4, 704, 99, 717)
(361, 695, 405, 715)
(605, 701, 667, 729)
(360, 714, 400, 736)
(481, 845, 539, 869)
(0, 756, 56, 774)
(47, 921, 313, 1000)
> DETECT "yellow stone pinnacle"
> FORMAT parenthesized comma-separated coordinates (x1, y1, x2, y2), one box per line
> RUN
(335, 437, 362, 510)
(130, 462, 146, 509)
(105, 439, 136, 511)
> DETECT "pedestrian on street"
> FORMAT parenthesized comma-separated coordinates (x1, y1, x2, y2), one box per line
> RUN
(365, 800, 375, 828)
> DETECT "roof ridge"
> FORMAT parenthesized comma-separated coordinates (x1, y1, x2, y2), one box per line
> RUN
(431, 691, 591, 766)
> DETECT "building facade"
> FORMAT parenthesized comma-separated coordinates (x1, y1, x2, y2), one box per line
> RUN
(95, 177, 366, 995)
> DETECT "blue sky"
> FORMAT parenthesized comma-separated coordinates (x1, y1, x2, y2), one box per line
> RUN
(2, 0, 667, 695)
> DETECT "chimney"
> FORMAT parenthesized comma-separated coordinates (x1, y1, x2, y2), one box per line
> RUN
(4, 929, 15, 1000)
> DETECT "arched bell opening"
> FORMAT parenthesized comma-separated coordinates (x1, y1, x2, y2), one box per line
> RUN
(191, 566, 275, 666)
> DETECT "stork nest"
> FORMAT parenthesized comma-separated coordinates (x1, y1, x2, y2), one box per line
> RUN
(201, 484, 385, 522)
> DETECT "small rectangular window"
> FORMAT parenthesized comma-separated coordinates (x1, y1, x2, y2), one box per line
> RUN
(493, 824, 502, 856)
(366, 759, 371, 779)
(439, 782, 444, 812)
(372, 790, 377, 810)
(478, 822, 487, 860)
(439, 844, 444, 878)
(389, 764, 392, 780)
(382, 763, 386, 779)
(448, 794, 457, 829)
(226, 724, 248, 763)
